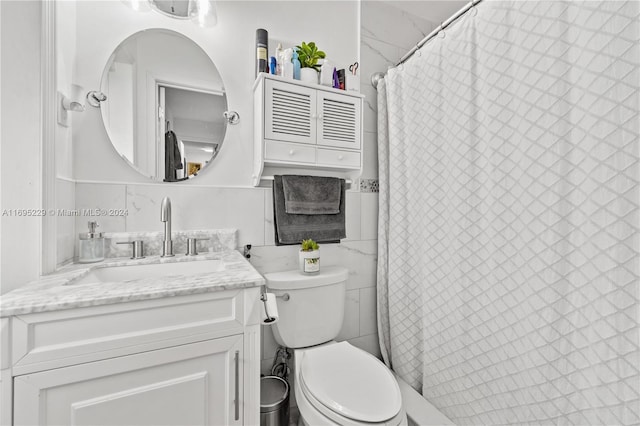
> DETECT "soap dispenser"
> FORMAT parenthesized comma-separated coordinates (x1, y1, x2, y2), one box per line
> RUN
(79, 221, 105, 263)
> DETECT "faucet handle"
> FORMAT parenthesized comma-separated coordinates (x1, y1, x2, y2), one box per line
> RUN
(117, 240, 145, 259)
(185, 238, 209, 256)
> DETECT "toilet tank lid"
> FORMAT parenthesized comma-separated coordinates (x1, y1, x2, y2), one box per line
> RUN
(265, 266, 348, 290)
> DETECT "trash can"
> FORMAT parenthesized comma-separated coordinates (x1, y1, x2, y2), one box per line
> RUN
(260, 375, 290, 426)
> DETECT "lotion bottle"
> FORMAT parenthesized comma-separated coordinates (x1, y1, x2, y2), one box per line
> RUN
(275, 43, 284, 76)
(292, 50, 301, 80)
(283, 48, 293, 79)
(320, 59, 334, 86)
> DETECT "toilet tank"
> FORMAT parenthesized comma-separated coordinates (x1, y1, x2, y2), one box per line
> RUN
(265, 266, 348, 348)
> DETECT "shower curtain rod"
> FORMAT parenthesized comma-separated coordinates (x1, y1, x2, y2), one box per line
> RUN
(372, 0, 483, 88)
(397, 0, 483, 66)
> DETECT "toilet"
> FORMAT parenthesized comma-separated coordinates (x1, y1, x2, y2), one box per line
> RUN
(265, 266, 407, 426)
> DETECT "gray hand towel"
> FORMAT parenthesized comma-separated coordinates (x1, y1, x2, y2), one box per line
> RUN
(273, 175, 346, 245)
(282, 175, 342, 215)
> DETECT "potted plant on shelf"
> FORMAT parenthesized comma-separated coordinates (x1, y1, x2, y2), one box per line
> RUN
(299, 238, 320, 274)
(295, 41, 326, 84)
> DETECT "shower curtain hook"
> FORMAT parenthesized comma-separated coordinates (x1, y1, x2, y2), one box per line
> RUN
(439, 22, 446, 39)
(470, 2, 478, 17)
(415, 44, 421, 57)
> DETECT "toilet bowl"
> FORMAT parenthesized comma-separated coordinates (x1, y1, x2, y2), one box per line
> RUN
(264, 267, 407, 426)
(294, 342, 407, 426)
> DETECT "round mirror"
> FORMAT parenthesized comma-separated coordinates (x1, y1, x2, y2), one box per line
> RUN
(100, 29, 227, 182)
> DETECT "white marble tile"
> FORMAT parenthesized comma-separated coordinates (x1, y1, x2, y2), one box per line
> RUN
(264, 189, 275, 247)
(361, 84, 379, 134)
(359, 287, 378, 336)
(360, 193, 379, 241)
(344, 191, 361, 241)
(125, 185, 265, 247)
(262, 325, 279, 361)
(250, 245, 300, 275)
(251, 241, 377, 290)
(320, 240, 378, 290)
(75, 183, 127, 234)
(348, 333, 382, 359)
(362, 131, 379, 180)
(56, 178, 76, 265)
(336, 289, 360, 341)
(104, 229, 237, 258)
(361, 1, 437, 50)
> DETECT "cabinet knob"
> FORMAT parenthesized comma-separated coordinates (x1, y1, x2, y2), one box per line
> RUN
(338, 155, 344, 160)
(318, 114, 323, 120)
(311, 113, 317, 119)
(289, 150, 295, 156)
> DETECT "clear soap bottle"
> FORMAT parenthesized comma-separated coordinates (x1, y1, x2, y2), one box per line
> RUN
(78, 221, 105, 263)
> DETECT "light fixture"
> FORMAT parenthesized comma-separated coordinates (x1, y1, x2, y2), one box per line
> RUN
(58, 84, 86, 127)
(147, 0, 217, 28)
(189, 0, 217, 28)
(121, 0, 151, 12)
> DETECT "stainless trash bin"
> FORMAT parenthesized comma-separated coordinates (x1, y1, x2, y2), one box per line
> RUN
(260, 376, 290, 426)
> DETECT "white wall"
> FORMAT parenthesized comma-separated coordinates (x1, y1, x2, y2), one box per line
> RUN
(0, 1, 43, 294)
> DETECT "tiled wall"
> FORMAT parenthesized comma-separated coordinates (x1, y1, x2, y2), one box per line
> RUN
(70, 181, 381, 364)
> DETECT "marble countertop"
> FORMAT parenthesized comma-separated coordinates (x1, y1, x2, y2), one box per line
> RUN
(0, 250, 265, 317)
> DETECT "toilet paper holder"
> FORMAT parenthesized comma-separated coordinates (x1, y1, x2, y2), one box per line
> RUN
(260, 293, 289, 324)
(261, 293, 290, 302)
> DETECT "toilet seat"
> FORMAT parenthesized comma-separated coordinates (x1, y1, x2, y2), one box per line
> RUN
(299, 342, 402, 423)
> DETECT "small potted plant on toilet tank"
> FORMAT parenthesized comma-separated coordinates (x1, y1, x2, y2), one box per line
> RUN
(299, 239, 320, 274)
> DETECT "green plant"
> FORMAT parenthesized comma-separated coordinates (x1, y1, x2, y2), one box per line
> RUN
(295, 42, 326, 70)
(301, 238, 320, 251)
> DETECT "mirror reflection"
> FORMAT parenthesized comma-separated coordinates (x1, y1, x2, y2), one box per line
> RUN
(100, 29, 226, 181)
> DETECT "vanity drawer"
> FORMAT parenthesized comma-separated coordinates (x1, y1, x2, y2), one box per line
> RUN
(265, 140, 316, 164)
(316, 148, 360, 168)
(11, 291, 244, 375)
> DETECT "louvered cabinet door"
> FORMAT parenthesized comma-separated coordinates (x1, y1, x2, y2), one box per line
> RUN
(316, 90, 361, 150)
(264, 80, 317, 145)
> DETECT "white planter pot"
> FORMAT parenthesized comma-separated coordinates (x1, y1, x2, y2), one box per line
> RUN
(299, 249, 320, 274)
(300, 68, 319, 84)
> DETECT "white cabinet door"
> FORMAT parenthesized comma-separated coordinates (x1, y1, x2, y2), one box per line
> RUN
(14, 335, 243, 426)
(264, 79, 317, 145)
(316, 90, 361, 150)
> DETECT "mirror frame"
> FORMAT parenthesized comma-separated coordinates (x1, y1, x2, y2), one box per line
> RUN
(99, 28, 228, 182)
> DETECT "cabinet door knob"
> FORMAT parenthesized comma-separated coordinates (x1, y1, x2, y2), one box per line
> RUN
(289, 150, 295, 155)
(311, 113, 317, 119)
(338, 155, 344, 160)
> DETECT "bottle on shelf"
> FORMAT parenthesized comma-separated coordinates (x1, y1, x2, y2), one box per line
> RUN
(292, 50, 301, 80)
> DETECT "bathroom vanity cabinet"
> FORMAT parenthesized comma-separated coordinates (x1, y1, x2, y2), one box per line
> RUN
(3, 287, 262, 425)
(253, 73, 364, 185)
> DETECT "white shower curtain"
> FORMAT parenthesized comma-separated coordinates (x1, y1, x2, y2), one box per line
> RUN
(377, 1, 639, 424)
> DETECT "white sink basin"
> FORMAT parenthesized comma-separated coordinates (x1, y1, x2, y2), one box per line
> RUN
(69, 259, 225, 285)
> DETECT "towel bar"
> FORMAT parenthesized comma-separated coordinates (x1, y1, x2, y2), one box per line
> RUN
(261, 176, 353, 185)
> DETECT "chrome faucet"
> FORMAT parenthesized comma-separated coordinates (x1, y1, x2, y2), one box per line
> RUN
(160, 197, 174, 257)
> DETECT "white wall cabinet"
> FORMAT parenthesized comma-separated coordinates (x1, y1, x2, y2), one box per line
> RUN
(253, 74, 364, 185)
(3, 288, 262, 426)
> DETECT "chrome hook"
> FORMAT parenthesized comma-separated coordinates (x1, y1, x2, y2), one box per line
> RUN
(86, 91, 107, 108)
(223, 110, 240, 125)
